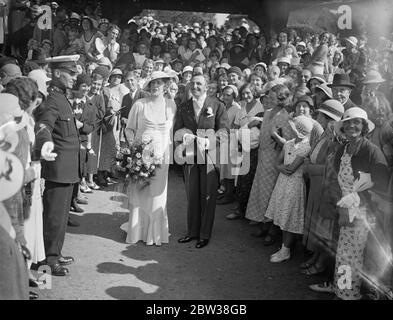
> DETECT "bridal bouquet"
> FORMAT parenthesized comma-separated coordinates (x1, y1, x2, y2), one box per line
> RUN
(124, 137, 162, 189)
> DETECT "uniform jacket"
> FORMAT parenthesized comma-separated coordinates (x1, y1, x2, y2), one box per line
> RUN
(34, 85, 80, 184)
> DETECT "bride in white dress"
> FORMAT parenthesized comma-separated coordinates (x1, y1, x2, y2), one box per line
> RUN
(120, 71, 176, 246)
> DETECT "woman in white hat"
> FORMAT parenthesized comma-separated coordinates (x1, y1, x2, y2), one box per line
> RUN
(324, 107, 389, 299)
(121, 71, 176, 246)
(265, 115, 313, 262)
(301, 99, 344, 277)
(107, 68, 129, 148)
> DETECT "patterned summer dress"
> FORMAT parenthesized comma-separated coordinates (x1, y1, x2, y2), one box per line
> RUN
(245, 107, 294, 222)
(333, 146, 369, 300)
(265, 138, 311, 234)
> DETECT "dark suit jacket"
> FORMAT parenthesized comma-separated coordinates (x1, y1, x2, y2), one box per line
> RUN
(120, 89, 148, 120)
(173, 96, 229, 164)
(34, 86, 80, 184)
(71, 99, 96, 143)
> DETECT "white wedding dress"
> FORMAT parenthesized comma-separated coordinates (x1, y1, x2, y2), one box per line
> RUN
(120, 98, 175, 245)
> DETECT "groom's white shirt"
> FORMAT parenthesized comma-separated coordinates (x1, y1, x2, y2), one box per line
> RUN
(192, 93, 207, 122)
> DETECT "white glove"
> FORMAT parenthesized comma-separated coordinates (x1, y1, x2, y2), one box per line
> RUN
(197, 137, 210, 150)
(41, 141, 57, 161)
(183, 133, 195, 146)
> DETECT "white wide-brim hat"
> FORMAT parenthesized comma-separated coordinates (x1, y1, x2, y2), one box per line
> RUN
(143, 71, 171, 90)
(335, 107, 375, 134)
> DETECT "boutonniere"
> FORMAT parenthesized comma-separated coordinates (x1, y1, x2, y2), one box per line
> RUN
(204, 107, 214, 118)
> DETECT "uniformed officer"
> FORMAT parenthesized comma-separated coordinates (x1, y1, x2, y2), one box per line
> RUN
(34, 55, 80, 276)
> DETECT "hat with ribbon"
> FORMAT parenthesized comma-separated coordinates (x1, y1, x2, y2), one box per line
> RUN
(143, 71, 171, 90)
(362, 70, 385, 84)
(335, 106, 375, 133)
(316, 99, 344, 122)
(327, 73, 355, 88)
(46, 55, 80, 73)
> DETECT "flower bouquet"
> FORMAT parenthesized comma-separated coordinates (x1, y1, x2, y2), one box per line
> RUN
(124, 137, 162, 189)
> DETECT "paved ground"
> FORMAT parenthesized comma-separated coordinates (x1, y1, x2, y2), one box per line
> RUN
(35, 170, 329, 300)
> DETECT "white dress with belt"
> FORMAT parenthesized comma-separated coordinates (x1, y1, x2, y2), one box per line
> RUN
(120, 98, 175, 245)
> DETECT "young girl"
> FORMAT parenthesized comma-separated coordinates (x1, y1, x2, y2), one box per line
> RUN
(265, 115, 313, 262)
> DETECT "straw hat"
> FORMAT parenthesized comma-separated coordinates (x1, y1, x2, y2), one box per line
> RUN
(316, 99, 344, 122)
(335, 107, 375, 133)
(362, 70, 385, 84)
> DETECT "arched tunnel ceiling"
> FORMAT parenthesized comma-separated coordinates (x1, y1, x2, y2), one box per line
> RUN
(102, 0, 366, 33)
(105, 0, 317, 15)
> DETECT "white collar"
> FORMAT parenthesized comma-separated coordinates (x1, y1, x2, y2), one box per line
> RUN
(75, 97, 86, 104)
(192, 93, 207, 108)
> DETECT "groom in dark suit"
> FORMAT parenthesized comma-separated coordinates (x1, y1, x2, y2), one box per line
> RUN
(174, 74, 229, 248)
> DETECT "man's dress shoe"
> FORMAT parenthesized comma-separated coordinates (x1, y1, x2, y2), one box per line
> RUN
(50, 263, 70, 276)
(70, 201, 84, 213)
(178, 236, 197, 243)
(29, 291, 39, 300)
(195, 239, 209, 248)
(58, 256, 75, 266)
(67, 216, 80, 227)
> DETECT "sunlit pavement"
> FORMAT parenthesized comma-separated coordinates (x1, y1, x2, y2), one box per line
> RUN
(35, 170, 328, 300)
